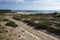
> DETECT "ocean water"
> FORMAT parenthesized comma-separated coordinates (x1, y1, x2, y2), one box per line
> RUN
(14, 10, 60, 14)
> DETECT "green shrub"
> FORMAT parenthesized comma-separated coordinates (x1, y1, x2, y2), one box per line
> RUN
(23, 20, 36, 26)
(23, 20, 29, 23)
(6, 21, 18, 28)
(55, 23, 60, 28)
(3, 19, 9, 21)
(34, 23, 48, 30)
(13, 16, 22, 21)
(48, 27, 60, 35)
(0, 25, 1, 26)
(56, 15, 60, 17)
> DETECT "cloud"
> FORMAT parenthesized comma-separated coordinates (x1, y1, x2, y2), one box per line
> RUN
(0, 0, 55, 3)
(0, 0, 25, 2)
(33, 1, 41, 3)
(0, 0, 58, 4)
(33, 0, 54, 4)
(0, 0, 60, 5)
(33, 0, 60, 6)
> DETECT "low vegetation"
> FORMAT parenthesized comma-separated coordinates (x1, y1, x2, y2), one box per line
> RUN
(34, 23, 48, 30)
(2, 19, 9, 21)
(13, 16, 22, 21)
(0, 9, 12, 13)
(47, 27, 60, 36)
(13, 12, 60, 37)
(6, 21, 18, 28)
(23, 20, 36, 26)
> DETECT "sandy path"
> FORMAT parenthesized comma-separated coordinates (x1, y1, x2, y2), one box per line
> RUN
(7, 18, 60, 40)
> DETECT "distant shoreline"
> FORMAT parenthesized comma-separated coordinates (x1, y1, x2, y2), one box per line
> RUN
(14, 10, 60, 14)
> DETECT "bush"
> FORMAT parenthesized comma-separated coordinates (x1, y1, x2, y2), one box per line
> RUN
(3, 19, 9, 21)
(34, 23, 48, 30)
(23, 20, 36, 26)
(13, 16, 22, 21)
(56, 15, 60, 17)
(48, 27, 60, 35)
(55, 23, 60, 28)
(23, 20, 30, 23)
(6, 21, 18, 28)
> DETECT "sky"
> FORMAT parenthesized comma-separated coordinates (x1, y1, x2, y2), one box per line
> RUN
(0, 0, 60, 10)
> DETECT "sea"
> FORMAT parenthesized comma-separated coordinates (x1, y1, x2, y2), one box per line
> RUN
(14, 10, 60, 14)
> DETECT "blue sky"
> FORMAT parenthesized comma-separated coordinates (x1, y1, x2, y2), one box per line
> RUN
(0, 0, 60, 10)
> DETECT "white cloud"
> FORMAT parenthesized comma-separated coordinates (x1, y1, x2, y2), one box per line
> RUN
(0, 0, 60, 5)
(44, 0, 54, 4)
(33, 0, 41, 3)
(33, 0, 60, 6)
(0, 0, 25, 2)
(33, 0, 54, 4)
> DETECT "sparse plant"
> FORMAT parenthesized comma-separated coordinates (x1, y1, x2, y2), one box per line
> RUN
(13, 16, 22, 21)
(3, 19, 9, 21)
(6, 21, 18, 28)
(34, 22, 48, 30)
